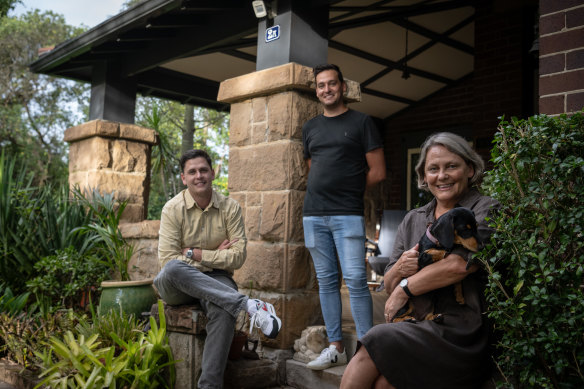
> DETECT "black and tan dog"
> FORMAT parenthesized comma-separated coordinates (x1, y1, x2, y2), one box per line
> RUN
(392, 207, 480, 322)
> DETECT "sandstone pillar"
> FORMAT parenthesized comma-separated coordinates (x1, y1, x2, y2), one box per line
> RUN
(64, 119, 158, 223)
(217, 63, 360, 349)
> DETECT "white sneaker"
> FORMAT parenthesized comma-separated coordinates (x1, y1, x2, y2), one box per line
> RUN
(248, 299, 282, 339)
(306, 345, 347, 370)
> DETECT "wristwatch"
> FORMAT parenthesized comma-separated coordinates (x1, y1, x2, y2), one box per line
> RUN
(400, 278, 414, 298)
(185, 248, 194, 259)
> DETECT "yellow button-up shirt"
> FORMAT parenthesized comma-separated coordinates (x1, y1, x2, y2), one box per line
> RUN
(158, 189, 246, 273)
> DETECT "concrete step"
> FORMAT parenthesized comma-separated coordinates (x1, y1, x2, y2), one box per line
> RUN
(285, 359, 345, 389)
(284, 329, 359, 389)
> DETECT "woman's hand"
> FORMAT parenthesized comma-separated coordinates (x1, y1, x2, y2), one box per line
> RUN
(396, 243, 420, 278)
(383, 244, 420, 322)
(384, 286, 409, 323)
(384, 244, 419, 291)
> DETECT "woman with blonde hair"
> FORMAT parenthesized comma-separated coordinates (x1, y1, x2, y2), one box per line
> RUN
(341, 132, 500, 389)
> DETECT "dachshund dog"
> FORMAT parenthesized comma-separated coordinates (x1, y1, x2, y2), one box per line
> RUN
(392, 207, 480, 323)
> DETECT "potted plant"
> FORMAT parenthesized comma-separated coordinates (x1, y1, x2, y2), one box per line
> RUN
(74, 188, 157, 318)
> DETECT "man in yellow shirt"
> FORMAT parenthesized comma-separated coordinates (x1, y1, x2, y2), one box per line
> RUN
(154, 149, 282, 389)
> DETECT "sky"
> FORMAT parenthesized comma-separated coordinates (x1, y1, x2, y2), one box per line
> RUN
(11, 0, 127, 28)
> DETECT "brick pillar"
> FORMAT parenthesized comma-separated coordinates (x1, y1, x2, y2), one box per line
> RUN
(217, 63, 360, 349)
(65, 119, 158, 223)
(539, 1, 584, 115)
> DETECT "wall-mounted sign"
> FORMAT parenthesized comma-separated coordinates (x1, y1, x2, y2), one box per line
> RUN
(265, 25, 280, 43)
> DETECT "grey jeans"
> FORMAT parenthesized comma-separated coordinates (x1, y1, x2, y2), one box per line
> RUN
(154, 259, 248, 389)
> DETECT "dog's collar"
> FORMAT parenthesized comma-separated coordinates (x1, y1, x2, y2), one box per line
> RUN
(426, 226, 440, 245)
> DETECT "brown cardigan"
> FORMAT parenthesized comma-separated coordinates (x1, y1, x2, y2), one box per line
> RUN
(362, 188, 501, 389)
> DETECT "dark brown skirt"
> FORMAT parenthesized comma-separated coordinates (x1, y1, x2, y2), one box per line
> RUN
(360, 278, 491, 389)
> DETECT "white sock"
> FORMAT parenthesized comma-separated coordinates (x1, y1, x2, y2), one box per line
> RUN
(246, 298, 259, 315)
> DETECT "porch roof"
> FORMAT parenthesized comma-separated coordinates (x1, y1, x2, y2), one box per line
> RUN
(30, 0, 476, 120)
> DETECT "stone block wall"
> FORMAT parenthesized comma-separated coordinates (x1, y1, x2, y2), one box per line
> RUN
(120, 220, 161, 280)
(217, 63, 361, 349)
(65, 119, 158, 223)
(539, 0, 584, 114)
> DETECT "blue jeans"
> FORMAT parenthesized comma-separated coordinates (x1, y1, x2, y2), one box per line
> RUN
(303, 215, 373, 341)
(154, 260, 248, 389)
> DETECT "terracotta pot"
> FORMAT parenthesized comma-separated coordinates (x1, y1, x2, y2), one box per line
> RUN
(228, 331, 248, 360)
(98, 278, 157, 318)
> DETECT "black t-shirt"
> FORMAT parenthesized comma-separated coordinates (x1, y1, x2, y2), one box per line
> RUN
(302, 109, 383, 216)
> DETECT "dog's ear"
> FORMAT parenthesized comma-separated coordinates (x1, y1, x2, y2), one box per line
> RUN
(430, 211, 455, 248)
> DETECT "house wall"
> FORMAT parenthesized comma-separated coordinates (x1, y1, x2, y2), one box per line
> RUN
(379, 2, 537, 210)
(539, 0, 584, 114)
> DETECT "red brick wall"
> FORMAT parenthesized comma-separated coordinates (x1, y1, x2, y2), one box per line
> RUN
(539, 0, 584, 114)
(381, 2, 535, 209)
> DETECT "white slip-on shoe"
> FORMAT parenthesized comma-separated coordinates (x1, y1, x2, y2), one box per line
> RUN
(306, 344, 347, 370)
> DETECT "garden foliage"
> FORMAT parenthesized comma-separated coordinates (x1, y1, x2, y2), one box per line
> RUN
(479, 113, 584, 388)
(35, 300, 176, 389)
(73, 187, 136, 282)
(0, 309, 80, 369)
(0, 152, 95, 294)
(26, 247, 108, 311)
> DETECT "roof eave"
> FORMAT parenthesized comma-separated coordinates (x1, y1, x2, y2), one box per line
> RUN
(30, 0, 182, 74)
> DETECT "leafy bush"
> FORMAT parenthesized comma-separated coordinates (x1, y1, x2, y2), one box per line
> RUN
(0, 283, 30, 315)
(26, 247, 109, 311)
(35, 300, 176, 389)
(0, 309, 82, 369)
(1, 149, 134, 297)
(73, 187, 136, 281)
(0, 152, 95, 294)
(76, 307, 144, 351)
(479, 113, 584, 388)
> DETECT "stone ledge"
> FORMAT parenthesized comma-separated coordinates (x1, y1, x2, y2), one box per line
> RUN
(150, 303, 207, 335)
(217, 62, 360, 104)
(120, 220, 160, 239)
(64, 119, 158, 145)
(0, 361, 38, 389)
(285, 359, 344, 389)
(224, 358, 279, 388)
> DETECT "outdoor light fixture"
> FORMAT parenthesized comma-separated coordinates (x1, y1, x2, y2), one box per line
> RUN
(252, 1, 276, 19)
(252, 1, 268, 18)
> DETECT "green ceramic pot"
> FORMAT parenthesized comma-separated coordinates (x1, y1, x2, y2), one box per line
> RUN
(99, 278, 158, 318)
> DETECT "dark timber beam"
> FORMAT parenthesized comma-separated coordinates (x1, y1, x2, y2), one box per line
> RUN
(89, 60, 137, 123)
(120, 6, 257, 77)
(134, 67, 219, 102)
(223, 49, 256, 63)
(392, 18, 474, 55)
(329, 40, 453, 84)
(329, 0, 395, 23)
(361, 87, 416, 105)
(361, 14, 474, 87)
(255, 0, 329, 70)
(329, 0, 474, 38)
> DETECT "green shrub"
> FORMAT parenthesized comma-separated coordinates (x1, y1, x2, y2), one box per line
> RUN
(0, 283, 30, 315)
(0, 309, 82, 369)
(479, 113, 584, 388)
(73, 187, 136, 281)
(76, 307, 144, 351)
(35, 300, 176, 389)
(26, 247, 109, 312)
(0, 152, 96, 294)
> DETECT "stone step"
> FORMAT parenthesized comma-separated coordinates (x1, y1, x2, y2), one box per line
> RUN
(285, 359, 345, 389)
(284, 329, 359, 389)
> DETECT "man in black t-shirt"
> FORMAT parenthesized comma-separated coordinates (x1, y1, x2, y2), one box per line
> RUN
(302, 64, 386, 370)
